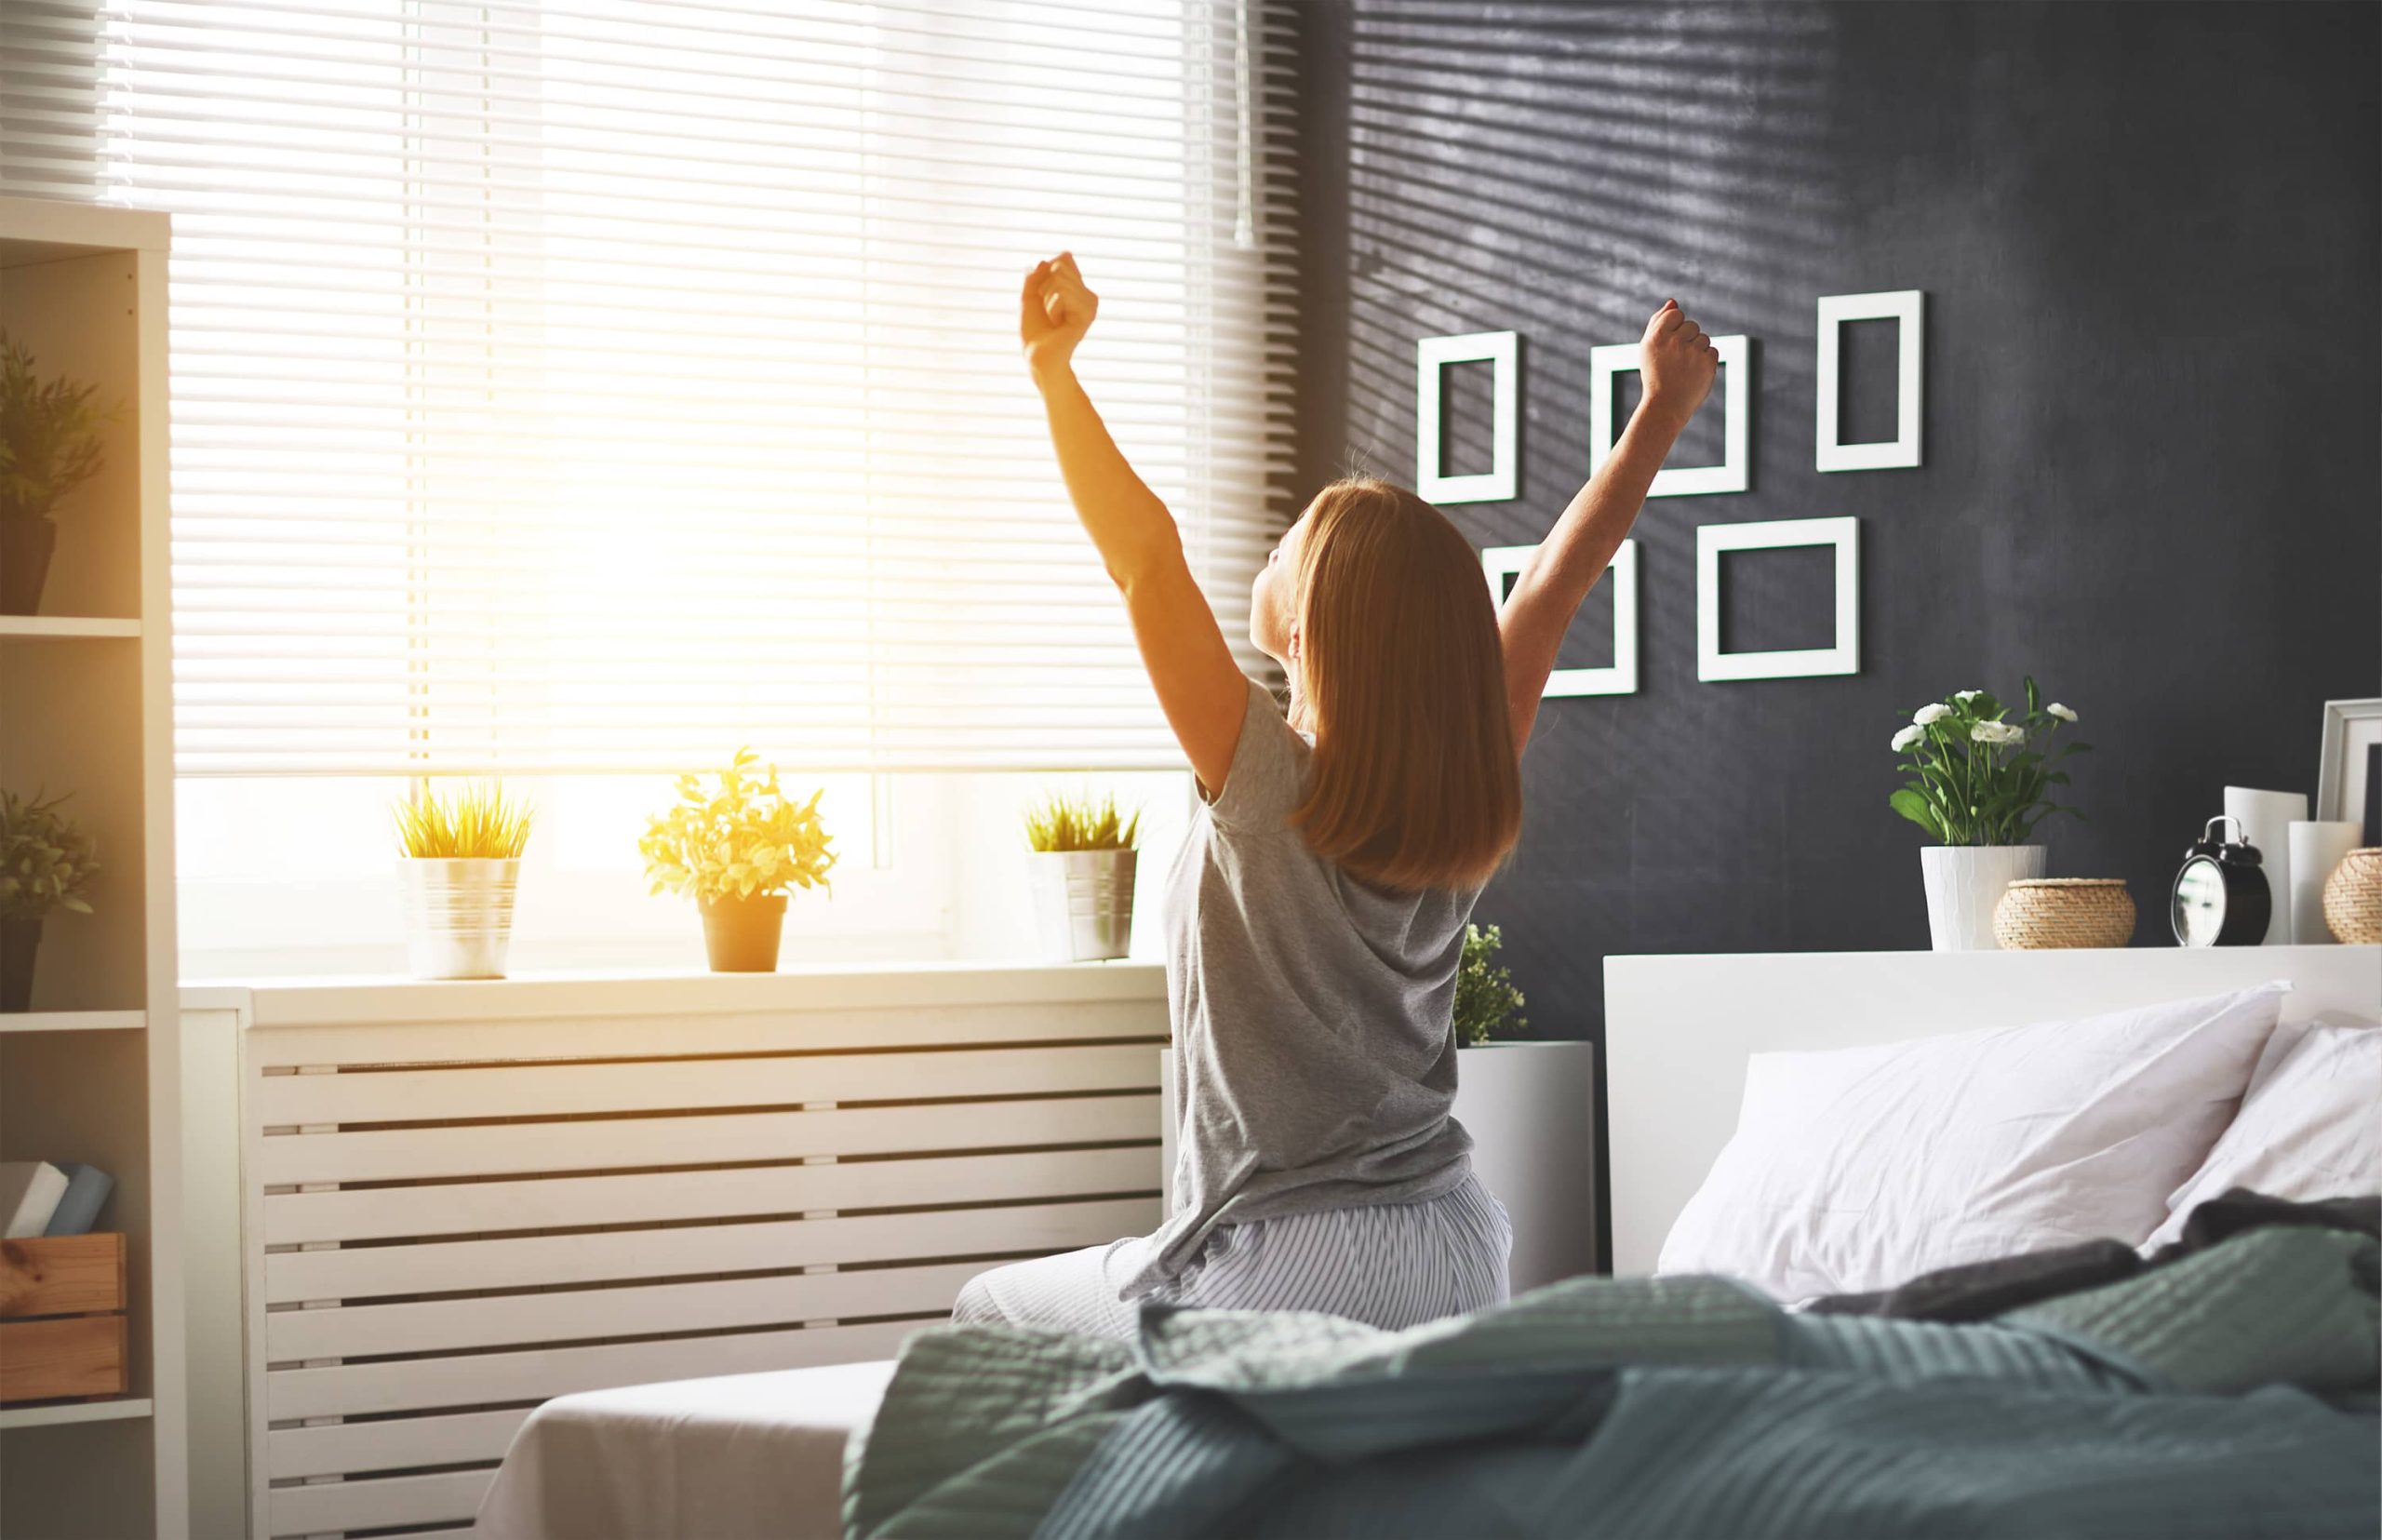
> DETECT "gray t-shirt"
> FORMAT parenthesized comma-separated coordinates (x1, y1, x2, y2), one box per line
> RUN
(1130, 676, 1479, 1294)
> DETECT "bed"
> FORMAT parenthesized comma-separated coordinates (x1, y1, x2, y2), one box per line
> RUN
(475, 944, 2381, 1539)
(474, 1359, 891, 1540)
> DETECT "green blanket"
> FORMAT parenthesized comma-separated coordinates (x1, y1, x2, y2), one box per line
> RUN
(846, 1226, 2380, 1540)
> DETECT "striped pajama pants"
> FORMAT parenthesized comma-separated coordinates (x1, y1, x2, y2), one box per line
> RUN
(950, 1172, 1513, 1337)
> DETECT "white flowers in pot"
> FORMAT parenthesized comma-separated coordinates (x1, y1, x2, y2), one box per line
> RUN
(392, 783, 531, 980)
(1889, 679, 2092, 951)
(1023, 791, 1140, 962)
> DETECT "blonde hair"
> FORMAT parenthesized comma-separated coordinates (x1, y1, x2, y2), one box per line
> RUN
(1287, 478, 1521, 891)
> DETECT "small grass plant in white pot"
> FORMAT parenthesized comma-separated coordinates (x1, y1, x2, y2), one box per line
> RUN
(641, 748, 835, 972)
(1024, 790, 1140, 962)
(393, 783, 531, 980)
(0, 788, 99, 1011)
(1890, 678, 2090, 950)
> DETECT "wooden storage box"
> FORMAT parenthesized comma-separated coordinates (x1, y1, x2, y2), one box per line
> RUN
(0, 1232, 128, 1402)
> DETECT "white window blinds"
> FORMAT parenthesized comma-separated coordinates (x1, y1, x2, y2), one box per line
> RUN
(17, 0, 1296, 774)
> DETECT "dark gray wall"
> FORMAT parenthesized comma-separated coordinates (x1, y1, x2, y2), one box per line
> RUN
(1294, 2, 2381, 1044)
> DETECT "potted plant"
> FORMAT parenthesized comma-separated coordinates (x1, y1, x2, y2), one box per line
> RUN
(393, 782, 532, 980)
(1024, 790, 1140, 962)
(1890, 678, 2091, 951)
(0, 333, 114, 616)
(1446, 923, 1598, 1291)
(641, 748, 834, 972)
(0, 789, 99, 1011)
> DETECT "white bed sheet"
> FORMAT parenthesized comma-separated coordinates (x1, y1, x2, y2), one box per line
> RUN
(474, 1359, 897, 1540)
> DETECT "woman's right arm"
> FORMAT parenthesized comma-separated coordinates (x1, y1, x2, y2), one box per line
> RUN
(1022, 253, 1248, 796)
(1496, 301, 1718, 757)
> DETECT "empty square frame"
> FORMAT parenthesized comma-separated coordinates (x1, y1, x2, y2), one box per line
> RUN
(1697, 516, 1859, 682)
(1416, 331, 1519, 503)
(1816, 290, 1923, 471)
(1482, 539, 1638, 696)
(1589, 334, 1749, 497)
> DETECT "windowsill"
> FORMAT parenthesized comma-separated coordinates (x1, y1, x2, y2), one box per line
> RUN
(181, 957, 1168, 1027)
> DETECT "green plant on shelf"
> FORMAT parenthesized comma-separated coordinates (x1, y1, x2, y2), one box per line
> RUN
(391, 782, 534, 860)
(1453, 922, 1526, 1047)
(1023, 789, 1141, 852)
(0, 333, 114, 522)
(0, 789, 99, 920)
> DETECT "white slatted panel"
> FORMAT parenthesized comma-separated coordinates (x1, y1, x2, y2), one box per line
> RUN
(261, 1145, 1158, 1244)
(20, 0, 1303, 775)
(243, 980, 1167, 1537)
(255, 1092, 1160, 1185)
(249, 1040, 1160, 1122)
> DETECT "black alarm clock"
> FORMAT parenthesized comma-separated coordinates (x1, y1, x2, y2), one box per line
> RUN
(2170, 815, 2272, 946)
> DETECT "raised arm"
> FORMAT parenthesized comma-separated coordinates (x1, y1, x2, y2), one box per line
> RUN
(1499, 301, 1719, 757)
(1021, 252, 1246, 793)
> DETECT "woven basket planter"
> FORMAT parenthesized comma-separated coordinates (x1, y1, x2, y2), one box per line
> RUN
(2322, 849, 2382, 944)
(1992, 878, 2136, 950)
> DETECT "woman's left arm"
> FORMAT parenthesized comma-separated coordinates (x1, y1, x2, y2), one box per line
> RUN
(1023, 253, 1246, 793)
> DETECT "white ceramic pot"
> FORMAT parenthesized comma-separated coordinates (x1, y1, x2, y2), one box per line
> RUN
(1920, 845, 2046, 951)
(1029, 849, 1137, 962)
(1453, 1039, 1599, 1292)
(399, 857, 521, 979)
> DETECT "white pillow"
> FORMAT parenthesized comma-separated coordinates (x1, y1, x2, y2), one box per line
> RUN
(2143, 1014, 2382, 1250)
(1656, 983, 2287, 1300)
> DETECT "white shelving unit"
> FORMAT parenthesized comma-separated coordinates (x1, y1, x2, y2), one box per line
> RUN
(0, 195, 187, 1540)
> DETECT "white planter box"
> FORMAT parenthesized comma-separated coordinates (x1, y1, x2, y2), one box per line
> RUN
(1454, 1040, 1599, 1293)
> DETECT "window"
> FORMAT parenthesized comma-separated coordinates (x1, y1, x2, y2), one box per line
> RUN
(6, 1, 1294, 970)
(58, 0, 1294, 775)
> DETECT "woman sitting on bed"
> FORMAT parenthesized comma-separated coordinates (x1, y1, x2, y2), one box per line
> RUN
(952, 253, 1719, 1335)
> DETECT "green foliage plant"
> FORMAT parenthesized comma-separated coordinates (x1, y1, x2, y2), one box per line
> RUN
(1023, 789, 1141, 853)
(392, 781, 534, 860)
(0, 788, 100, 921)
(1452, 922, 1527, 1047)
(1888, 677, 2091, 847)
(0, 332, 114, 521)
(642, 747, 835, 902)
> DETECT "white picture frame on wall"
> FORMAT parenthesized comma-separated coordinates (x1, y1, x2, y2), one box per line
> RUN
(1482, 539, 1639, 697)
(1816, 289, 1924, 472)
(1697, 516, 1860, 682)
(1590, 334, 1749, 497)
(1416, 331, 1519, 503)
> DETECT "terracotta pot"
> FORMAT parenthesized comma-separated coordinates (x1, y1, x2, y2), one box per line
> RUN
(0, 518, 58, 616)
(700, 891, 786, 971)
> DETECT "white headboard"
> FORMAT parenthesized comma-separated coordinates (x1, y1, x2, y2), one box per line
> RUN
(1603, 944, 2382, 1276)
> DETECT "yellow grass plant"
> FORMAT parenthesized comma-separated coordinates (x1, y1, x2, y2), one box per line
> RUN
(392, 782, 534, 861)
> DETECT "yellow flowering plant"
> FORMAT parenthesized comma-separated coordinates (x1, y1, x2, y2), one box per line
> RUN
(640, 747, 835, 904)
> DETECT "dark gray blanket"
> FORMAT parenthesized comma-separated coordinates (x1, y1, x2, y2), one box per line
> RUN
(846, 1224, 2381, 1540)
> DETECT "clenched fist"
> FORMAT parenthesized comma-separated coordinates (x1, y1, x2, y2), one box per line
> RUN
(1639, 300, 1719, 426)
(1021, 250, 1098, 378)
